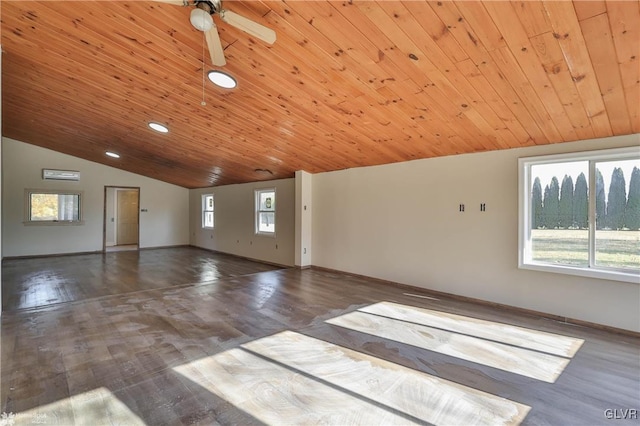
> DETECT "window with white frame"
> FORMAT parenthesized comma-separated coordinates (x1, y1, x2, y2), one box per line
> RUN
(255, 188, 275, 235)
(25, 189, 83, 224)
(202, 194, 214, 229)
(519, 147, 639, 283)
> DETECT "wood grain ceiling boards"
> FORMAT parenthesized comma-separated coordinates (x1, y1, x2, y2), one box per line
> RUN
(2, 1, 638, 189)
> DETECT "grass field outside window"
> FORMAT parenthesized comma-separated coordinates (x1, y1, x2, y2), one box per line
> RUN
(531, 229, 639, 270)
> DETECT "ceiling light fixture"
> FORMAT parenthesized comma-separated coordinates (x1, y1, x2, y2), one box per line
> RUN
(148, 122, 169, 133)
(208, 70, 237, 89)
(105, 151, 120, 159)
(190, 8, 214, 32)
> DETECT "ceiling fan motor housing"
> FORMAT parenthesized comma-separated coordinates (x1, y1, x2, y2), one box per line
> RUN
(195, 0, 221, 15)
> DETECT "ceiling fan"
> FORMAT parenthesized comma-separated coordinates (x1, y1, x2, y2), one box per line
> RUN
(155, 0, 276, 66)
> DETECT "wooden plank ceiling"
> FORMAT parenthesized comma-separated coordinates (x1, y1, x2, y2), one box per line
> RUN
(2, 1, 639, 188)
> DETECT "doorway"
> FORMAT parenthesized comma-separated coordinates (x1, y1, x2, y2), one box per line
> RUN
(104, 186, 140, 252)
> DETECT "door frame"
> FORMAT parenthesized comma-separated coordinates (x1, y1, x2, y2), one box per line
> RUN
(103, 186, 141, 252)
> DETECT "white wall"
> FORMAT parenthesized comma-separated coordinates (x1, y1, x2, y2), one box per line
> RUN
(2, 138, 189, 257)
(312, 134, 640, 332)
(190, 179, 295, 266)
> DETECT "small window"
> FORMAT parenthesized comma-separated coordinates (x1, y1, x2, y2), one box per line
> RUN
(519, 147, 639, 283)
(255, 188, 275, 235)
(202, 194, 214, 229)
(25, 189, 83, 225)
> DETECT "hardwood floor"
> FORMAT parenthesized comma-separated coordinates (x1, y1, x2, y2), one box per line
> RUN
(1, 247, 283, 311)
(1, 250, 638, 425)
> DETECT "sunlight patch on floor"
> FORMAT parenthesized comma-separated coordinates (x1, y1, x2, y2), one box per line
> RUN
(8, 387, 144, 426)
(173, 345, 421, 425)
(360, 301, 584, 357)
(174, 331, 530, 426)
(327, 302, 584, 383)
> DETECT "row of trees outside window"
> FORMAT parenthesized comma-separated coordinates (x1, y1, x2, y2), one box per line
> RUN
(531, 166, 640, 230)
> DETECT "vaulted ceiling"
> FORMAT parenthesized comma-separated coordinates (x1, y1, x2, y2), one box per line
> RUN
(2, 1, 638, 188)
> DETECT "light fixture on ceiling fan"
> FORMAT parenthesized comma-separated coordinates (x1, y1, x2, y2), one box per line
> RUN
(155, 0, 276, 66)
(190, 7, 214, 32)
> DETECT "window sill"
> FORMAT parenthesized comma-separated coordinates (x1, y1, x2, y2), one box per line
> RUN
(519, 262, 639, 284)
(255, 231, 276, 238)
(23, 221, 85, 226)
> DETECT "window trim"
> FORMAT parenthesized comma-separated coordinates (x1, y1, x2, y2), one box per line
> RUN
(255, 188, 276, 237)
(518, 146, 639, 284)
(202, 193, 214, 229)
(24, 188, 85, 226)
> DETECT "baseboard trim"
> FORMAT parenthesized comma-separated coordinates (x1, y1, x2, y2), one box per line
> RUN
(139, 244, 190, 251)
(311, 265, 640, 338)
(188, 245, 292, 269)
(3, 250, 103, 261)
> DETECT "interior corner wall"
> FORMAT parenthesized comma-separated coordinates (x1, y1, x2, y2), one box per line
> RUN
(311, 133, 640, 332)
(190, 179, 295, 266)
(1, 138, 190, 257)
(294, 170, 313, 267)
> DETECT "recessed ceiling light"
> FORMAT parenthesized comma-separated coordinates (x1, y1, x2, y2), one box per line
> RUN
(208, 70, 237, 89)
(106, 151, 120, 159)
(148, 122, 169, 133)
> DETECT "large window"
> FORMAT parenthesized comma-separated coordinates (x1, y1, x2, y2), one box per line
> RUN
(202, 194, 214, 229)
(255, 188, 275, 235)
(25, 189, 83, 224)
(519, 147, 639, 283)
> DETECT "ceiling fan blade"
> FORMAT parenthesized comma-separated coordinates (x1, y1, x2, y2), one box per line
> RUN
(205, 26, 226, 66)
(219, 9, 276, 45)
